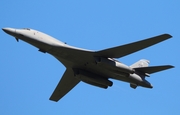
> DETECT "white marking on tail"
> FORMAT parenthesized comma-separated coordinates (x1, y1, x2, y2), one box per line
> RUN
(130, 59, 150, 68)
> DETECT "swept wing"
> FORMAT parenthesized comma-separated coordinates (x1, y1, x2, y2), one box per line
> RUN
(95, 34, 172, 58)
(49, 68, 80, 102)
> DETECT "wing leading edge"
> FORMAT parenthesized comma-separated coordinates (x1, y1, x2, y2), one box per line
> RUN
(95, 34, 172, 58)
(49, 68, 80, 102)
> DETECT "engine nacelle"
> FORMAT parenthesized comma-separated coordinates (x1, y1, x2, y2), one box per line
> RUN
(74, 69, 113, 89)
(95, 57, 134, 74)
(129, 73, 153, 89)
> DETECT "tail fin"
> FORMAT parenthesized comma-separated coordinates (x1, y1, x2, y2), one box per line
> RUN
(130, 59, 150, 68)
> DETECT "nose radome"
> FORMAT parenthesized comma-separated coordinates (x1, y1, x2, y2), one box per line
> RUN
(2, 28, 16, 35)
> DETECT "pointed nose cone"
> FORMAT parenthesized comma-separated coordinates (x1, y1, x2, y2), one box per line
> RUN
(2, 28, 16, 35)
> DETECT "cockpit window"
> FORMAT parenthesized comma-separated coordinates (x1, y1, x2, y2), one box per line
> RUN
(22, 28, 30, 30)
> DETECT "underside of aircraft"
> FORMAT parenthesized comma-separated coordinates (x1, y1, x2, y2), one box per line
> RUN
(2, 28, 174, 102)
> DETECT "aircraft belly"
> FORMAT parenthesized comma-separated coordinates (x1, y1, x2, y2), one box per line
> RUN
(80, 63, 129, 81)
(49, 48, 145, 87)
(54, 53, 133, 84)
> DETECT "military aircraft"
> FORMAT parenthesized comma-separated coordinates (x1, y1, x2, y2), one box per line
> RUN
(2, 27, 174, 102)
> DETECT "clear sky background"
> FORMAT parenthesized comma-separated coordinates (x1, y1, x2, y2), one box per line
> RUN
(0, 1, 179, 115)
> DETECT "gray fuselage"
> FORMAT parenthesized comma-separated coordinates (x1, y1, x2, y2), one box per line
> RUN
(3, 28, 152, 89)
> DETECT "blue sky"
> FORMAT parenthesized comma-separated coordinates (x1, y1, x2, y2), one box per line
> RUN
(0, 1, 179, 115)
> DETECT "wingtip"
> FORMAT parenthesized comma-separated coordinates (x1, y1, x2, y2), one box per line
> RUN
(163, 34, 172, 38)
(163, 65, 175, 69)
(168, 65, 175, 68)
(49, 98, 58, 102)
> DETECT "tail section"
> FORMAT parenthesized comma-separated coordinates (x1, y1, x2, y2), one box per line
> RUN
(131, 59, 174, 76)
(129, 59, 174, 89)
(130, 59, 150, 68)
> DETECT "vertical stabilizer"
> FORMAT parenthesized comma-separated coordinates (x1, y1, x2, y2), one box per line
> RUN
(130, 59, 150, 68)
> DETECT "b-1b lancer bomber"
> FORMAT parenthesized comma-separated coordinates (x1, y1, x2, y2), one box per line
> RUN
(2, 27, 174, 102)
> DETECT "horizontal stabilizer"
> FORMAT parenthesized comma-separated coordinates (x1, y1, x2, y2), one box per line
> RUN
(134, 65, 174, 74)
(95, 34, 172, 58)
